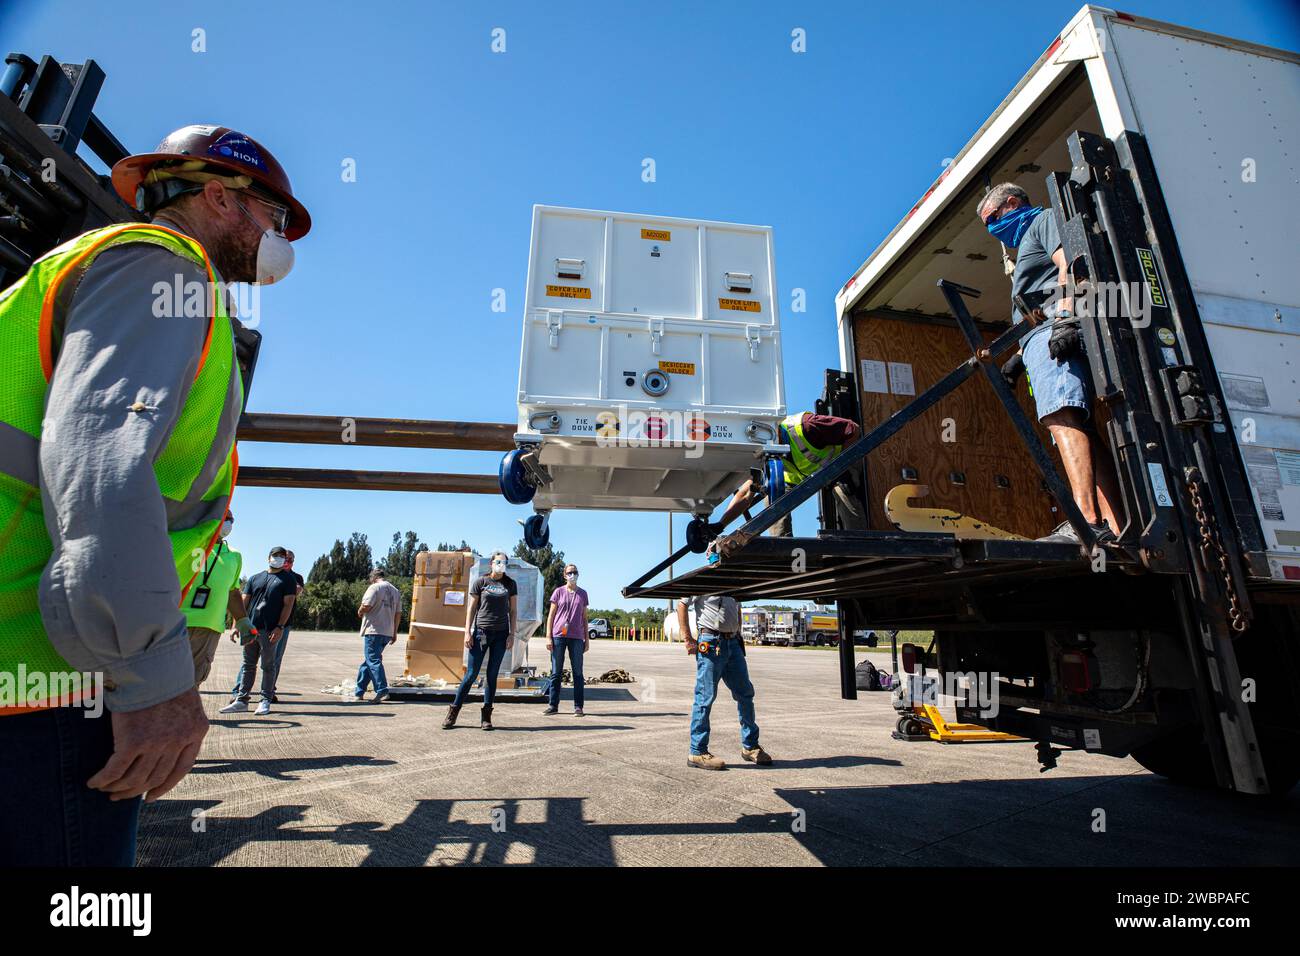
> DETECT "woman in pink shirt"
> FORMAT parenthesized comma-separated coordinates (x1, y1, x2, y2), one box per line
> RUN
(543, 563, 589, 715)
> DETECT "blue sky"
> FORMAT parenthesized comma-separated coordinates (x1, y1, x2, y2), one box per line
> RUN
(5, 0, 1297, 610)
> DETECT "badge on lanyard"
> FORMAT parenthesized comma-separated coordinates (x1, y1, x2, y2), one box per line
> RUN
(190, 586, 211, 609)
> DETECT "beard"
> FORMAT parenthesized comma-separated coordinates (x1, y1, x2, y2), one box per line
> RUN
(206, 216, 262, 284)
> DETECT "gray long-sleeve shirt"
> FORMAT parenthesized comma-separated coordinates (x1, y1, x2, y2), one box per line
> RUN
(37, 233, 241, 712)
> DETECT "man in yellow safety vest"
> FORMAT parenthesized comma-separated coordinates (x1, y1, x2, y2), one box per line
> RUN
(711, 411, 865, 539)
(0, 125, 310, 866)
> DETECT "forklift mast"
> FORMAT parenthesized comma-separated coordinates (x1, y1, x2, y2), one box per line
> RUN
(1048, 129, 1270, 793)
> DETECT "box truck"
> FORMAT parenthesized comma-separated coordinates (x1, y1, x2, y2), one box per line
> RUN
(628, 6, 1300, 794)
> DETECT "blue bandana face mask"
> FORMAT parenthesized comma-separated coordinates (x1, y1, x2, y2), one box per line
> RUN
(986, 204, 1042, 248)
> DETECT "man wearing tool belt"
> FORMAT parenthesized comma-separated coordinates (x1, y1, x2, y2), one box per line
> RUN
(977, 182, 1123, 544)
(678, 593, 772, 770)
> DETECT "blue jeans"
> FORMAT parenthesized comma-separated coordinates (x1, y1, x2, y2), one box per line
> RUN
(548, 637, 585, 708)
(0, 707, 140, 866)
(453, 628, 508, 708)
(236, 632, 280, 703)
(270, 627, 291, 694)
(355, 633, 392, 697)
(690, 632, 760, 755)
(232, 626, 291, 698)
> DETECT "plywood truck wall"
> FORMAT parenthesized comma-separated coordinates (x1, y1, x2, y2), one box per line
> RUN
(853, 313, 1068, 538)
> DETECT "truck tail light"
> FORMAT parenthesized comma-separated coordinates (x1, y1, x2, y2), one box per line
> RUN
(1059, 651, 1098, 693)
(901, 643, 919, 673)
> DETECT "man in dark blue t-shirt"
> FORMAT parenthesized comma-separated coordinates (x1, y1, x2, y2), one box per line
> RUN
(221, 546, 298, 715)
(977, 182, 1123, 544)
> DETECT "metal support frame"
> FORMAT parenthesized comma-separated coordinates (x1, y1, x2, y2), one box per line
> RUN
(233, 413, 516, 493)
(697, 282, 1095, 562)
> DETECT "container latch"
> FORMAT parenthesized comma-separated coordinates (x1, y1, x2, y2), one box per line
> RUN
(546, 311, 563, 349)
(745, 324, 762, 361)
(649, 317, 664, 355)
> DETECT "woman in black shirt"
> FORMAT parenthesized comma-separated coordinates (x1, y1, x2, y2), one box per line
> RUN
(443, 551, 517, 730)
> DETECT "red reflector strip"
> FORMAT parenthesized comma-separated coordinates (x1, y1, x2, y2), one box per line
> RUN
(1115, 12, 1136, 21)
(1044, 36, 1063, 58)
(1283, 565, 1300, 580)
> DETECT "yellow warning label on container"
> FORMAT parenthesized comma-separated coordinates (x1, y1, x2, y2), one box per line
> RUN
(658, 360, 696, 375)
(719, 297, 761, 313)
(641, 229, 671, 241)
(546, 284, 592, 300)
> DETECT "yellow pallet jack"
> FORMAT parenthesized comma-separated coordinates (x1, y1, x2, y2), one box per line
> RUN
(889, 646, 1027, 744)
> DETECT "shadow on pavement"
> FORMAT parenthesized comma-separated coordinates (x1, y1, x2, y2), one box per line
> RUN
(136, 769, 1300, 867)
(190, 754, 398, 781)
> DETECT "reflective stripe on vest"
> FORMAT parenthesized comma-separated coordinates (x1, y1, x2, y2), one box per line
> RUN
(780, 413, 841, 487)
(0, 223, 241, 709)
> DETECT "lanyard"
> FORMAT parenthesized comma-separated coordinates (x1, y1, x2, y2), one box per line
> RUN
(200, 541, 224, 588)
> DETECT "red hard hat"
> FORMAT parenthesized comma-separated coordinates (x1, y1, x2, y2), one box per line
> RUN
(111, 124, 311, 240)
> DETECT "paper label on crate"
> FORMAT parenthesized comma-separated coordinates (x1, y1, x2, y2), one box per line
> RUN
(1220, 373, 1270, 411)
(1147, 462, 1174, 507)
(888, 362, 915, 396)
(545, 284, 592, 300)
(1083, 728, 1102, 750)
(658, 360, 695, 375)
(640, 228, 671, 241)
(443, 590, 465, 606)
(860, 359, 889, 394)
(718, 297, 761, 312)
(1244, 446, 1285, 521)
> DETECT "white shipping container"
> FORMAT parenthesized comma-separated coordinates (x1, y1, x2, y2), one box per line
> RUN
(510, 206, 787, 524)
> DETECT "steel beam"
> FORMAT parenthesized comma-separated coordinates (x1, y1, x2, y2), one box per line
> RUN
(237, 467, 498, 494)
(236, 413, 515, 451)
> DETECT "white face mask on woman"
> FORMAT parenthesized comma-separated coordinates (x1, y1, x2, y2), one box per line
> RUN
(491, 559, 507, 574)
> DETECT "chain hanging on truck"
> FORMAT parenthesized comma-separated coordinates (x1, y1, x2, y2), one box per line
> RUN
(1185, 470, 1249, 633)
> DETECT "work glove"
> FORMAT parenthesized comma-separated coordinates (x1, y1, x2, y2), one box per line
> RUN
(1048, 314, 1082, 361)
(1000, 352, 1025, 390)
(235, 617, 254, 644)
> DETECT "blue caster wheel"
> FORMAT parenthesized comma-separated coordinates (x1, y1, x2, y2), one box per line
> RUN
(499, 449, 536, 505)
(524, 512, 550, 549)
(765, 457, 786, 500)
(686, 517, 711, 554)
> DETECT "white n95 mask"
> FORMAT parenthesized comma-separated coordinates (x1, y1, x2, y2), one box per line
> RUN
(255, 229, 294, 285)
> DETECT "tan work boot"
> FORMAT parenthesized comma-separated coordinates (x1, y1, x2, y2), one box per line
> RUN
(741, 746, 772, 765)
(687, 752, 725, 771)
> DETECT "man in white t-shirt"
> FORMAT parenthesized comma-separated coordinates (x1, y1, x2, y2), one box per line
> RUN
(353, 568, 402, 702)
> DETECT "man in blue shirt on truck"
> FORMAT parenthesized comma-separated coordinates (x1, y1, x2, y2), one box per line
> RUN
(978, 182, 1124, 543)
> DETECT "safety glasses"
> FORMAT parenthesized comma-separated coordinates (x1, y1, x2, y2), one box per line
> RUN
(239, 190, 291, 236)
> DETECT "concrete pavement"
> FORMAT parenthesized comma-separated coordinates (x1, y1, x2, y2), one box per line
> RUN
(136, 632, 1300, 866)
